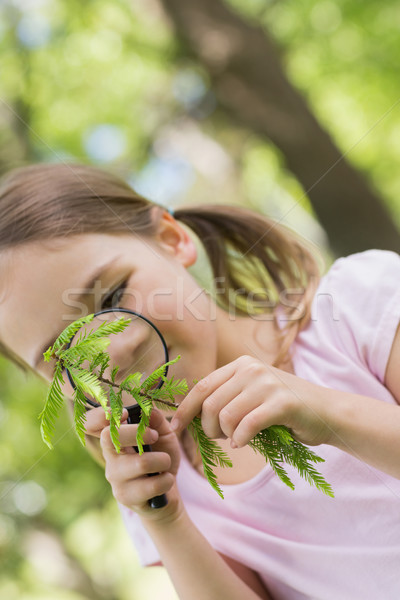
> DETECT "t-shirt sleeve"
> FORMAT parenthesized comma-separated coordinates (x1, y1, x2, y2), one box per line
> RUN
(324, 249, 400, 385)
(118, 503, 161, 567)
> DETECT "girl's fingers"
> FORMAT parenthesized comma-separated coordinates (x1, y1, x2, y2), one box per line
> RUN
(147, 407, 175, 436)
(97, 410, 181, 514)
(171, 363, 237, 432)
(231, 404, 274, 448)
(196, 377, 245, 438)
(100, 424, 159, 455)
(104, 449, 172, 481)
(119, 423, 159, 447)
(103, 446, 174, 509)
(113, 471, 175, 510)
(217, 388, 262, 439)
(99, 425, 175, 509)
(84, 406, 129, 437)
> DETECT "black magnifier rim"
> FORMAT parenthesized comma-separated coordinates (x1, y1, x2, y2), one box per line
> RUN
(65, 307, 170, 409)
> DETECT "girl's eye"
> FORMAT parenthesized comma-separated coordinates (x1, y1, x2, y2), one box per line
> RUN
(101, 281, 128, 310)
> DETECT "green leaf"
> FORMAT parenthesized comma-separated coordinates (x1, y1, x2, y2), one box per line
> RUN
(88, 351, 110, 377)
(136, 396, 153, 454)
(109, 387, 123, 453)
(188, 417, 233, 499)
(141, 355, 182, 392)
(38, 361, 66, 449)
(110, 365, 120, 383)
(148, 376, 187, 406)
(82, 316, 131, 340)
(60, 337, 110, 366)
(73, 388, 88, 447)
(49, 314, 95, 358)
(249, 426, 334, 498)
(69, 316, 131, 351)
(120, 372, 142, 388)
(160, 375, 188, 397)
(43, 347, 54, 362)
(68, 366, 108, 412)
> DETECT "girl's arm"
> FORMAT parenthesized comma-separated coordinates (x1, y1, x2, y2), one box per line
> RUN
(96, 408, 272, 600)
(317, 387, 400, 479)
(325, 322, 400, 478)
(141, 508, 272, 600)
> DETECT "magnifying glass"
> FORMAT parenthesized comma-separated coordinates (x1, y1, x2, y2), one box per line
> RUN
(64, 308, 170, 509)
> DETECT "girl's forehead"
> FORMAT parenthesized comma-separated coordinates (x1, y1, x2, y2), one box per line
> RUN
(6, 233, 150, 271)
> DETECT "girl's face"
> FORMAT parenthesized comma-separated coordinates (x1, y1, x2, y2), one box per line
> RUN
(0, 213, 220, 390)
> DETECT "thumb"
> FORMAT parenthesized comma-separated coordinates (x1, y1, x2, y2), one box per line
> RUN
(148, 408, 174, 436)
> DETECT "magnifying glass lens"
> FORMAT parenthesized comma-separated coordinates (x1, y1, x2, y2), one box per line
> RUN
(66, 309, 169, 408)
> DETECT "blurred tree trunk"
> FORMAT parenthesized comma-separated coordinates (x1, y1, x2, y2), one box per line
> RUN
(159, 0, 400, 256)
(0, 98, 34, 176)
(0, 9, 39, 176)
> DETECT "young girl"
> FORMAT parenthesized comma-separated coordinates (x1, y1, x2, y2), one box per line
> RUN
(0, 162, 399, 600)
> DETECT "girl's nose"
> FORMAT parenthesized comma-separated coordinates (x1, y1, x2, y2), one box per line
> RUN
(106, 319, 165, 384)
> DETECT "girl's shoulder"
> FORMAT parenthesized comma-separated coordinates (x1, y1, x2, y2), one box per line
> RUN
(319, 249, 400, 322)
(325, 248, 400, 281)
(314, 249, 400, 384)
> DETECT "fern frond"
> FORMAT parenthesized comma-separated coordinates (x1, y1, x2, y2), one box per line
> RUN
(118, 377, 150, 414)
(152, 400, 178, 412)
(39, 361, 66, 448)
(136, 397, 154, 454)
(110, 366, 120, 384)
(188, 417, 232, 499)
(109, 387, 123, 453)
(60, 338, 110, 366)
(120, 372, 142, 388)
(68, 366, 108, 412)
(46, 315, 95, 359)
(141, 356, 182, 391)
(249, 426, 334, 498)
(73, 387, 88, 447)
(160, 376, 188, 398)
(88, 351, 110, 377)
(148, 377, 187, 406)
(74, 317, 131, 345)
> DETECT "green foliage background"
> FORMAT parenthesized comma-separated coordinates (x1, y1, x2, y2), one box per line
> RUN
(0, 361, 178, 599)
(0, 0, 399, 597)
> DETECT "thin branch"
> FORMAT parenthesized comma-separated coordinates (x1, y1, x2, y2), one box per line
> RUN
(99, 374, 179, 409)
(59, 357, 179, 409)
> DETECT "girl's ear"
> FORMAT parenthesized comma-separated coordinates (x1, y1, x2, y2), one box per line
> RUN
(153, 209, 197, 267)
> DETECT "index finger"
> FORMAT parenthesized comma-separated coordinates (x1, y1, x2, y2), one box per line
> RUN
(170, 361, 236, 432)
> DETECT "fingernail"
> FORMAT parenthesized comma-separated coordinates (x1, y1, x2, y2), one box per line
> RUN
(170, 419, 180, 432)
(230, 440, 238, 449)
(147, 428, 159, 441)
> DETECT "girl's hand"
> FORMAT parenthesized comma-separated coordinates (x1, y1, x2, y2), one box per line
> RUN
(85, 407, 184, 523)
(170, 355, 334, 449)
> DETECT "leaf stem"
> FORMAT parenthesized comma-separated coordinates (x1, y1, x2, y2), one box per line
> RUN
(60, 357, 179, 409)
(97, 375, 179, 408)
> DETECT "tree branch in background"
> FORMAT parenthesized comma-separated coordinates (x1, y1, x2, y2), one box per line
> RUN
(158, 0, 400, 255)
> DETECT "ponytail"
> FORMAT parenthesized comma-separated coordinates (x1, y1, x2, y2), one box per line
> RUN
(173, 204, 324, 368)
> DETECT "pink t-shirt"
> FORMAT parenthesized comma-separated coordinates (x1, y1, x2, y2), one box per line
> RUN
(120, 249, 400, 600)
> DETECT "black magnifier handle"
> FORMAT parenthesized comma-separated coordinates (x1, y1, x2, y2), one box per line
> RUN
(127, 405, 168, 509)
